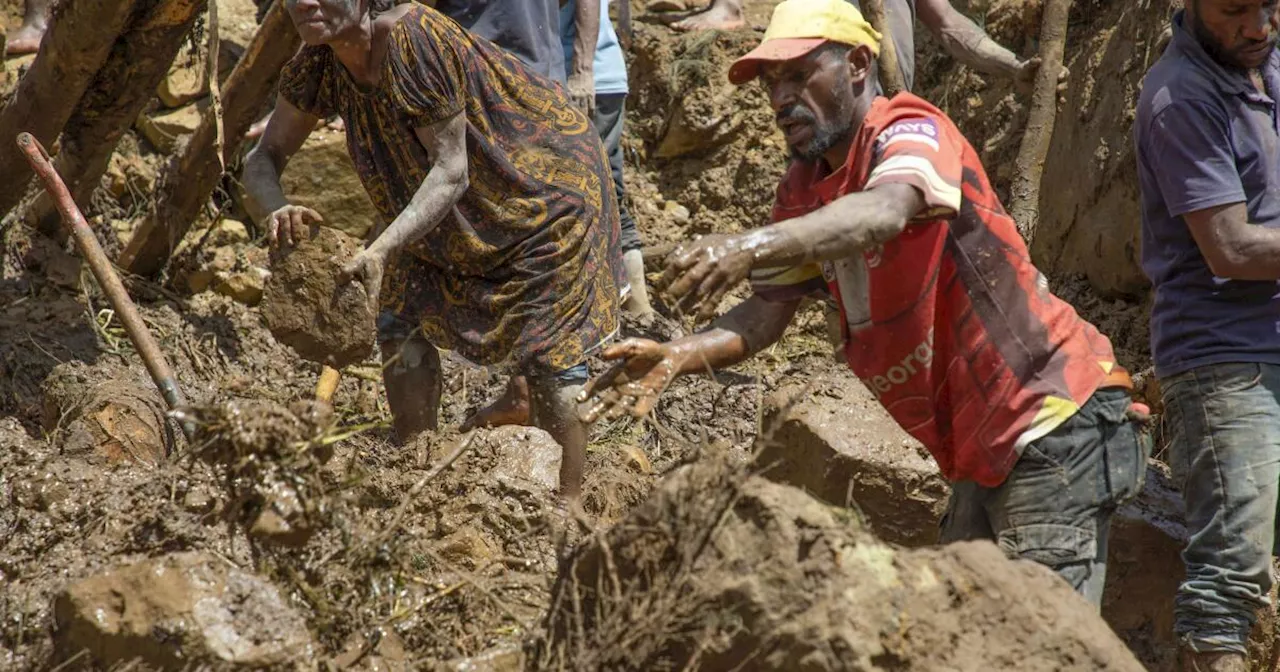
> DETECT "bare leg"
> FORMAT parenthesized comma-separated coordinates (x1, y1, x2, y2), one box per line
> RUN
(672, 0, 746, 32)
(381, 337, 442, 444)
(529, 378, 587, 501)
(461, 374, 532, 431)
(6, 0, 53, 56)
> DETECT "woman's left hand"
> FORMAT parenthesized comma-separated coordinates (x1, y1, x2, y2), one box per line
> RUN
(338, 245, 389, 314)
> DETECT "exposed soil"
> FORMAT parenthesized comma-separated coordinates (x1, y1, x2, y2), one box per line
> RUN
(0, 0, 1259, 669)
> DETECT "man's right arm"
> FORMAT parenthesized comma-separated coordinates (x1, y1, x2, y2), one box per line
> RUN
(1148, 99, 1280, 281)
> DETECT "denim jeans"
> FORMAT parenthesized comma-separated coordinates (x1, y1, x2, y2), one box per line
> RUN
(594, 93, 642, 253)
(939, 387, 1151, 609)
(1161, 361, 1280, 654)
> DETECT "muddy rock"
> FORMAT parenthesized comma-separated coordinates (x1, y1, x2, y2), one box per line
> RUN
(479, 425, 563, 494)
(41, 361, 175, 466)
(211, 217, 251, 246)
(157, 38, 210, 108)
(262, 225, 375, 369)
(53, 551, 315, 668)
(762, 374, 949, 546)
(541, 457, 1145, 670)
(238, 129, 379, 240)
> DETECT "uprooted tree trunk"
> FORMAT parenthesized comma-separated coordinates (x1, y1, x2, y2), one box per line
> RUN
(0, 0, 140, 215)
(28, 0, 208, 239)
(120, 0, 301, 277)
(861, 0, 905, 96)
(1009, 0, 1072, 243)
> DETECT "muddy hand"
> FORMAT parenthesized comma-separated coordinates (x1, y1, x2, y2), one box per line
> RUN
(576, 338, 681, 423)
(338, 247, 387, 315)
(267, 205, 324, 250)
(659, 233, 754, 322)
(1016, 57, 1070, 94)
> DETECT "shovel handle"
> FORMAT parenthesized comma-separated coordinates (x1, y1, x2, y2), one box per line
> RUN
(316, 366, 341, 403)
(16, 132, 195, 442)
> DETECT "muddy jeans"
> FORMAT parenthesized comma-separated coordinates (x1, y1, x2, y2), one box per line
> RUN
(939, 387, 1151, 609)
(1161, 362, 1280, 655)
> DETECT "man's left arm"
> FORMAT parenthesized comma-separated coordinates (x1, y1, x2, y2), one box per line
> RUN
(916, 0, 1057, 87)
(569, 0, 599, 115)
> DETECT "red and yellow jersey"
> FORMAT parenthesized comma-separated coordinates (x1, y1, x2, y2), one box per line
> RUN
(751, 93, 1118, 487)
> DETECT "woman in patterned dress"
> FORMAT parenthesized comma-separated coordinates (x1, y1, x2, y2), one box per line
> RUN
(244, 0, 625, 500)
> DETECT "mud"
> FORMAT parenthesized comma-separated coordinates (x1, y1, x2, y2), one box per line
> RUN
(41, 360, 176, 466)
(261, 225, 375, 369)
(539, 454, 1145, 671)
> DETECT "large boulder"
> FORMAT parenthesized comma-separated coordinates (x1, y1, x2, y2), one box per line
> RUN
(757, 370, 1206, 670)
(238, 129, 379, 240)
(53, 552, 316, 668)
(539, 456, 1145, 670)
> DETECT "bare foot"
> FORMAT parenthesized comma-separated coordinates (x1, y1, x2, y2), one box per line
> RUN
(671, 1, 745, 31)
(326, 117, 345, 132)
(461, 376, 532, 431)
(5, 24, 45, 56)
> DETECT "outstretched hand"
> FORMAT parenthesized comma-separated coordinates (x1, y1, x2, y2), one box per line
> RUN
(658, 233, 755, 323)
(338, 246, 388, 315)
(577, 338, 683, 423)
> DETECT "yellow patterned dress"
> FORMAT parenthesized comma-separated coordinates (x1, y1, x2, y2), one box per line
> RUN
(277, 5, 623, 375)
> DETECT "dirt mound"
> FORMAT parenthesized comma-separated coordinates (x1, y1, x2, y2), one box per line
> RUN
(537, 455, 1145, 671)
(54, 551, 316, 669)
(261, 225, 375, 369)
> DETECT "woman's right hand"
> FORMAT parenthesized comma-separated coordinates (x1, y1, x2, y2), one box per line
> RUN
(577, 338, 684, 423)
(266, 205, 324, 249)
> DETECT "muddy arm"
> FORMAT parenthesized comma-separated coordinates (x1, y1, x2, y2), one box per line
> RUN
(365, 111, 469, 256)
(1185, 203, 1280, 281)
(569, 0, 600, 111)
(243, 96, 320, 214)
(916, 0, 1024, 80)
(667, 295, 803, 375)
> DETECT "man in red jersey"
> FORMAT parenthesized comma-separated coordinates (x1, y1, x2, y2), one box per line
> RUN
(577, 0, 1151, 609)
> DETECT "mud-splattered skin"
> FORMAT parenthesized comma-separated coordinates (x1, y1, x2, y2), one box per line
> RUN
(581, 44, 925, 421)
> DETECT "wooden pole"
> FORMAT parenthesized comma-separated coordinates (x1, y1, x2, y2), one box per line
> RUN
(121, 0, 302, 277)
(0, 0, 140, 215)
(1008, 0, 1073, 244)
(860, 0, 906, 96)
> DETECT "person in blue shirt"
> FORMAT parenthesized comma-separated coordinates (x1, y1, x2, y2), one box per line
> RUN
(1134, 1, 1280, 670)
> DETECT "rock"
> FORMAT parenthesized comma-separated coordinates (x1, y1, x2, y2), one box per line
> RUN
(760, 370, 1257, 668)
(41, 361, 174, 466)
(137, 100, 207, 153)
(761, 373, 949, 546)
(209, 217, 250, 246)
(237, 129, 379, 240)
(662, 200, 691, 225)
(336, 629, 410, 671)
(479, 426, 563, 495)
(186, 245, 238, 294)
(53, 552, 315, 669)
(214, 268, 268, 306)
(543, 457, 1146, 670)
(261, 226, 375, 368)
(157, 38, 209, 108)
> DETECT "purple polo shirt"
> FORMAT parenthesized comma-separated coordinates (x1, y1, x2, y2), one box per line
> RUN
(1135, 10, 1280, 379)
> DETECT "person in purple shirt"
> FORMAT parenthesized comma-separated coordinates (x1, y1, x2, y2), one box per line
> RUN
(1134, 1, 1280, 670)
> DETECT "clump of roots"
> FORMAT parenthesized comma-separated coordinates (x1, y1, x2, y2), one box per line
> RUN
(174, 398, 340, 547)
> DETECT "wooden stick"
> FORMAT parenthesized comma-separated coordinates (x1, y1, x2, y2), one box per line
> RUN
(1008, 0, 1073, 243)
(860, 0, 906, 97)
(316, 365, 341, 403)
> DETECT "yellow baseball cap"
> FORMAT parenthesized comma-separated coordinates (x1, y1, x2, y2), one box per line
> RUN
(728, 0, 882, 85)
